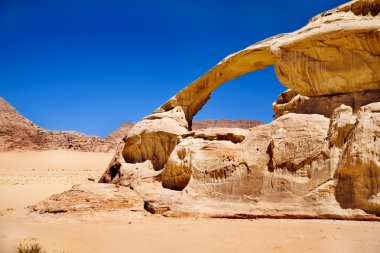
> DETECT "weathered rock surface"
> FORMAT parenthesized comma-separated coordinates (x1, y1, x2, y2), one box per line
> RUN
(335, 102, 380, 215)
(0, 98, 114, 152)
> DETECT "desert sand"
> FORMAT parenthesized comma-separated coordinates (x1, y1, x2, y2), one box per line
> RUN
(0, 150, 379, 253)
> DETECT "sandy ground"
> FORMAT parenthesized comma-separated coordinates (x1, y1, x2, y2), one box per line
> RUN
(0, 151, 379, 253)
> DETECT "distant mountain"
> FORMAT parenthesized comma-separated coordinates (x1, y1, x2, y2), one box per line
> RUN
(0, 98, 113, 152)
(105, 122, 136, 143)
(106, 119, 263, 143)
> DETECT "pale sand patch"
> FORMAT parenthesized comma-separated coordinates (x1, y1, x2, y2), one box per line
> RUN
(0, 150, 379, 253)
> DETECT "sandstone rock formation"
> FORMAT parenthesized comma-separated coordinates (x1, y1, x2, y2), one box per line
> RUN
(34, 0, 380, 220)
(95, 0, 380, 220)
(0, 98, 114, 152)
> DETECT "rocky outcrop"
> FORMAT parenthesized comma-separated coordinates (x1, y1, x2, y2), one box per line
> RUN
(66, 0, 380, 220)
(0, 98, 114, 152)
(273, 89, 380, 119)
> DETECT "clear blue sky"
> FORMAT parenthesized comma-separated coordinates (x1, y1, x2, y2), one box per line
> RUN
(0, 0, 347, 137)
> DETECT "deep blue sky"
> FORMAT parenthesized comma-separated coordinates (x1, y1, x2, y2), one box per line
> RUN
(0, 0, 347, 137)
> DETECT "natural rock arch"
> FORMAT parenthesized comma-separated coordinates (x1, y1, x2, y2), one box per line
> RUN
(98, 1, 380, 220)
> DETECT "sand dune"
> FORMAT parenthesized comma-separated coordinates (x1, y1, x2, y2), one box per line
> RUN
(0, 150, 379, 253)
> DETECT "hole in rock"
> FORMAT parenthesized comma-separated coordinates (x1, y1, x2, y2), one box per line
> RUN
(193, 66, 286, 126)
(109, 163, 121, 181)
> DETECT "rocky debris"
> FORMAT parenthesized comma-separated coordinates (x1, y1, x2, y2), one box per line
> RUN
(30, 183, 144, 214)
(273, 89, 380, 119)
(0, 98, 114, 152)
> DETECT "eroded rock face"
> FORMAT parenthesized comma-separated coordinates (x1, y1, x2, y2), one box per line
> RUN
(335, 102, 380, 215)
(94, 0, 380, 220)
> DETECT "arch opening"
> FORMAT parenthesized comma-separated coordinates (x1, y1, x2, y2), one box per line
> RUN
(192, 66, 286, 127)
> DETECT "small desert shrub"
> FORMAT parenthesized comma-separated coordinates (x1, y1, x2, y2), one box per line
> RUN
(17, 243, 46, 253)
